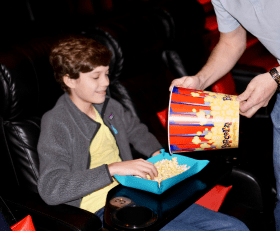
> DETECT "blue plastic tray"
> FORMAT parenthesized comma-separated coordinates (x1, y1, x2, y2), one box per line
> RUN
(114, 150, 209, 194)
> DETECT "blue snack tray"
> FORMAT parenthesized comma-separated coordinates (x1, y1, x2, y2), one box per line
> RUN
(114, 149, 209, 194)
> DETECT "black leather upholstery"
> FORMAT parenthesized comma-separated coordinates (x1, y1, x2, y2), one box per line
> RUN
(0, 8, 163, 226)
(0, 4, 182, 228)
(162, 49, 189, 78)
(0, 195, 17, 227)
(0, 39, 103, 230)
(0, 28, 130, 230)
(87, 6, 179, 127)
(81, 27, 124, 84)
(219, 166, 276, 230)
(2, 190, 102, 231)
(0, 1, 276, 230)
(0, 38, 61, 193)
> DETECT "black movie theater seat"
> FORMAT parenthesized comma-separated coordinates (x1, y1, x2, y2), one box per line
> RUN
(0, 26, 132, 230)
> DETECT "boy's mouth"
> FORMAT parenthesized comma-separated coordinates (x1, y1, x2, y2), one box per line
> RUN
(96, 90, 107, 95)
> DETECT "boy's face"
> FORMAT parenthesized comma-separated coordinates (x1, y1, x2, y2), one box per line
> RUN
(66, 66, 110, 107)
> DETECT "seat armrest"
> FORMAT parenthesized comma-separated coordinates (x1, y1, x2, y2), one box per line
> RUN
(1, 189, 102, 231)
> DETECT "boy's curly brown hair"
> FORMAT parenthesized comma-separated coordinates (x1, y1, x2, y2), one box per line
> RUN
(50, 35, 112, 94)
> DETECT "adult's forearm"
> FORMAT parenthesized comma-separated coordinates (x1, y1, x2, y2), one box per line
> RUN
(197, 26, 247, 90)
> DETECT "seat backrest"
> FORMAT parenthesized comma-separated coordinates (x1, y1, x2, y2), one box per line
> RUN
(0, 37, 63, 193)
(0, 30, 126, 194)
(85, 6, 178, 144)
(0, 3, 192, 193)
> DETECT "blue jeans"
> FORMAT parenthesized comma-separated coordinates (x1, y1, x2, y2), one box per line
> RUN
(95, 207, 105, 227)
(272, 93, 280, 231)
(159, 203, 248, 231)
(95, 204, 249, 231)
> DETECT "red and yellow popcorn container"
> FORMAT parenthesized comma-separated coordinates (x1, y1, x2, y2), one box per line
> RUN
(168, 87, 239, 154)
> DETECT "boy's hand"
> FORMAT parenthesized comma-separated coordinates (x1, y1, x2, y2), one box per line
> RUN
(108, 159, 158, 180)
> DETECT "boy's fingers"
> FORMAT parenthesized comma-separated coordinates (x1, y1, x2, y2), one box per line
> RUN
(135, 171, 149, 179)
(135, 160, 158, 179)
(134, 168, 154, 180)
(150, 165, 158, 178)
(141, 163, 158, 179)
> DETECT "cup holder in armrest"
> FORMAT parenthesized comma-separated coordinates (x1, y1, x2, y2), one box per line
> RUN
(111, 204, 158, 229)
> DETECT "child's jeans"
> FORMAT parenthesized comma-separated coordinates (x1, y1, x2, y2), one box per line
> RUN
(95, 207, 105, 227)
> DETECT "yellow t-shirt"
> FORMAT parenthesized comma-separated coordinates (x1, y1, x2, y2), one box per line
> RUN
(80, 107, 121, 213)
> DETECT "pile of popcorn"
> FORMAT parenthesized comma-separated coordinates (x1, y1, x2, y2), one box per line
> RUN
(147, 157, 190, 187)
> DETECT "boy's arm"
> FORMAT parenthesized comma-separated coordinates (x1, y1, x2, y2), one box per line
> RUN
(108, 158, 158, 179)
(37, 116, 113, 206)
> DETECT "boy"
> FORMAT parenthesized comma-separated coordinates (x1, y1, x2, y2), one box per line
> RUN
(38, 36, 248, 230)
(37, 36, 162, 217)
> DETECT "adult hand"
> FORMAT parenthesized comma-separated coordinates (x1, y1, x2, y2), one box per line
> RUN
(236, 72, 278, 118)
(108, 159, 158, 180)
(169, 76, 202, 91)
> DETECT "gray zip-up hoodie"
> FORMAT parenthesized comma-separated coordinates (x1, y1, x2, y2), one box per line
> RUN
(37, 93, 162, 208)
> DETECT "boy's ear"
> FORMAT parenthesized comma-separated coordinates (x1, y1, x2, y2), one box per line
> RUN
(63, 74, 76, 89)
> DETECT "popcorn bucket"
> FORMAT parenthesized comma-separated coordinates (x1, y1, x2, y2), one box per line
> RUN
(168, 87, 239, 154)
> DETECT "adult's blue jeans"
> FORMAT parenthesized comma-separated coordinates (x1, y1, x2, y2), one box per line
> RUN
(272, 93, 280, 231)
(96, 203, 249, 231)
(159, 203, 249, 231)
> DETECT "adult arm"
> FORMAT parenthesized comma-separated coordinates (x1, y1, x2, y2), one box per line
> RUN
(169, 25, 247, 91)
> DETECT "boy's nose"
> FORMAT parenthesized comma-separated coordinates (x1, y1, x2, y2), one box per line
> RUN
(101, 74, 110, 87)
